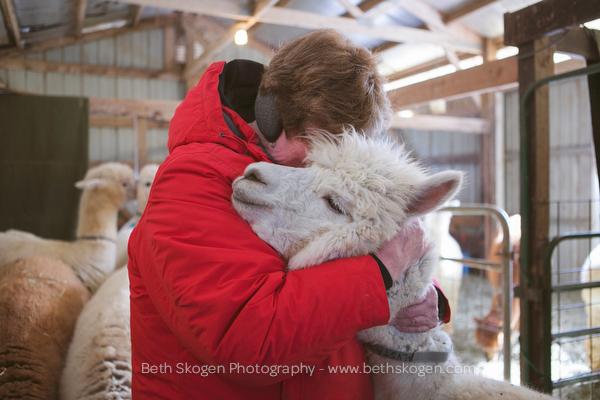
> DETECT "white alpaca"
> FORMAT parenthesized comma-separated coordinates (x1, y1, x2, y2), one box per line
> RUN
(60, 267, 131, 400)
(0, 162, 135, 293)
(581, 243, 600, 371)
(423, 200, 463, 333)
(232, 131, 553, 400)
(114, 164, 159, 270)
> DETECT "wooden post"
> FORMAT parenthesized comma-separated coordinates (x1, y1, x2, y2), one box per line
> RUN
(481, 38, 497, 256)
(583, 33, 600, 189)
(517, 35, 554, 390)
(163, 25, 176, 72)
(137, 116, 148, 169)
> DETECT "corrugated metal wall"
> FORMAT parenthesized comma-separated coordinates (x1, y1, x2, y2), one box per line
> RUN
(504, 76, 600, 282)
(393, 129, 482, 204)
(0, 30, 271, 165)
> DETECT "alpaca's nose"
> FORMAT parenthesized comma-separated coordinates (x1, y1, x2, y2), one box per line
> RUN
(244, 168, 266, 184)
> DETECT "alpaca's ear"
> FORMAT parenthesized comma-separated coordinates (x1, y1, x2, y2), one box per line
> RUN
(405, 171, 463, 218)
(75, 178, 105, 190)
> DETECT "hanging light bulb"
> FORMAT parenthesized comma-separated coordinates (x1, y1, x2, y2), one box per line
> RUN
(235, 29, 248, 46)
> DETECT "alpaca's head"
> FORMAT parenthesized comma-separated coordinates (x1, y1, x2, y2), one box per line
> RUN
(75, 162, 136, 208)
(136, 164, 159, 213)
(232, 130, 463, 270)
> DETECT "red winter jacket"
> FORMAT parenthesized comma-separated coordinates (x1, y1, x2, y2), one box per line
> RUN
(128, 62, 394, 399)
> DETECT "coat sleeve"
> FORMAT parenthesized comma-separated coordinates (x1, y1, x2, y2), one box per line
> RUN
(133, 149, 391, 386)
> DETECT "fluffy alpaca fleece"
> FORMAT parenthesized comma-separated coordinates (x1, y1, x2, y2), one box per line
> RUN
(0, 162, 135, 293)
(423, 201, 463, 334)
(232, 130, 553, 400)
(60, 267, 131, 400)
(581, 243, 600, 371)
(114, 164, 159, 269)
(474, 214, 521, 361)
(233, 131, 462, 271)
(0, 256, 89, 400)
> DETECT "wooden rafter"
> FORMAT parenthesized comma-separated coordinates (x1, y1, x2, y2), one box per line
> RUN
(445, 0, 499, 23)
(183, 0, 283, 79)
(0, 0, 23, 49)
(89, 97, 180, 120)
(384, 53, 473, 82)
(90, 116, 169, 128)
(340, 0, 385, 18)
(0, 13, 178, 59)
(391, 114, 490, 134)
(0, 58, 181, 80)
(131, 5, 145, 27)
(120, 0, 481, 53)
(336, 0, 365, 19)
(75, 0, 87, 37)
(387, 56, 518, 110)
(504, 0, 600, 46)
(397, 0, 463, 69)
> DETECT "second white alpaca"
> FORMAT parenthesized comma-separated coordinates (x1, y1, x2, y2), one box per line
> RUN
(114, 164, 159, 269)
(0, 162, 135, 293)
(60, 267, 131, 400)
(232, 131, 553, 400)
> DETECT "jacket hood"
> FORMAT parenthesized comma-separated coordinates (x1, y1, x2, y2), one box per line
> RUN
(167, 61, 269, 162)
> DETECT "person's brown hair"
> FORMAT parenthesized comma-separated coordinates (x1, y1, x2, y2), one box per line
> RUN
(259, 29, 392, 139)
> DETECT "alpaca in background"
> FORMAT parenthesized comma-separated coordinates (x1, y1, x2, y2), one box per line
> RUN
(0, 162, 135, 293)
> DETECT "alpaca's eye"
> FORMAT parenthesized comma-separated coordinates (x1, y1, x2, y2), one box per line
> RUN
(325, 196, 345, 214)
(145, 182, 151, 187)
(122, 182, 128, 187)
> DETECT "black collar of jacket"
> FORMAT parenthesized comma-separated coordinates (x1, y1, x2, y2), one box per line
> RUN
(218, 59, 265, 125)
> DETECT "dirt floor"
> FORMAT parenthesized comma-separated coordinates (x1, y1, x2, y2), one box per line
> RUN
(450, 270, 598, 399)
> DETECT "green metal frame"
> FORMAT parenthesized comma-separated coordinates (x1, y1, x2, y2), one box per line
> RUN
(542, 232, 600, 392)
(519, 63, 600, 390)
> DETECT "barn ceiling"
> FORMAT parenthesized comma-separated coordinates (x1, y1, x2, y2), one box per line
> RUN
(0, 0, 545, 81)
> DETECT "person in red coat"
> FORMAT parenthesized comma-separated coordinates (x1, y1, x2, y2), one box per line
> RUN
(128, 29, 450, 399)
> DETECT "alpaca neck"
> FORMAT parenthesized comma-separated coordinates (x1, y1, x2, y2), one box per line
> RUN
(75, 191, 119, 240)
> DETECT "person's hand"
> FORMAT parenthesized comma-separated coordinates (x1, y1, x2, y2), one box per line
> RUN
(375, 219, 428, 282)
(390, 285, 439, 333)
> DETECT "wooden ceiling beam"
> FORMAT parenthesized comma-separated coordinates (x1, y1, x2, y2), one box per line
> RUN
(0, 13, 178, 59)
(0, 57, 182, 80)
(121, 0, 481, 53)
(444, 0, 499, 23)
(0, 0, 23, 49)
(75, 0, 87, 37)
(340, 0, 386, 17)
(89, 97, 181, 120)
(391, 114, 491, 134)
(131, 5, 145, 27)
(388, 56, 518, 109)
(336, 0, 365, 19)
(384, 53, 473, 82)
(90, 116, 169, 128)
(504, 0, 600, 47)
(183, 0, 280, 79)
